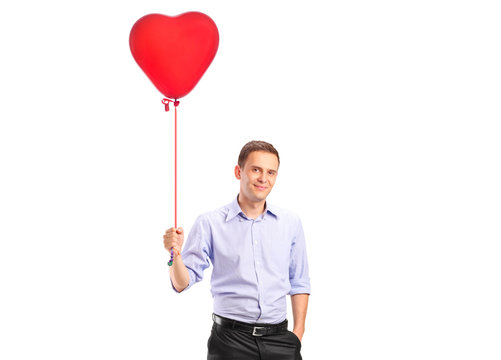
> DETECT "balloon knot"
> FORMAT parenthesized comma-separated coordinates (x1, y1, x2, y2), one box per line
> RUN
(162, 98, 171, 112)
(162, 98, 180, 111)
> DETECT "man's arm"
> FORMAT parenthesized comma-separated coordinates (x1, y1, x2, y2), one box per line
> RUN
(169, 254, 190, 292)
(288, 217, 311, 342)
(291, 293, 309, 342)
(164, 227, 190, 292)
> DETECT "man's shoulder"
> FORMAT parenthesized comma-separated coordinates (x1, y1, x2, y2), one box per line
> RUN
(194, 203, 232, 224)
(267, 203, 302, 223)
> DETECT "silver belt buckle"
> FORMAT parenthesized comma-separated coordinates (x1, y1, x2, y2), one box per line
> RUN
(252, 326, 265, 336)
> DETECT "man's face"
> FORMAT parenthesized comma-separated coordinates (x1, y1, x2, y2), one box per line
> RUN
(235, 151, 279, 203)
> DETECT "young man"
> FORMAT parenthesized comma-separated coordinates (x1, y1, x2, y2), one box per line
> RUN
(164, 140, 310, 360)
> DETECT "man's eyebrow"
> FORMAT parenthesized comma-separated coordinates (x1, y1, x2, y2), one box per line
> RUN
(249, 165, 277, 172)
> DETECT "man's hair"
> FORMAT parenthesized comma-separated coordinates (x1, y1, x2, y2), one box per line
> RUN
(238, 140, 280, 168)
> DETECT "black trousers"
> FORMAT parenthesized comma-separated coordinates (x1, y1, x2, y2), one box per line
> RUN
(207, 322, 302, 360)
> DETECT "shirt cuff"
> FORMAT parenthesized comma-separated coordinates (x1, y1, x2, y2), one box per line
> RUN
(289, 282, 311, 295)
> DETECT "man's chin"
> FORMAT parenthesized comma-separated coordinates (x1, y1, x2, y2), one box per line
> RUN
(253, 192, 270, 202)
(241, 189, 271, 203)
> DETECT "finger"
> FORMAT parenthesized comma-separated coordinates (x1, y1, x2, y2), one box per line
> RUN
(164, 237, 181, 247)
(164, 234, 175, 243)
(165, 227, 176, 234)
(176, 227, 184, 234)
(164, 240, 178, 250)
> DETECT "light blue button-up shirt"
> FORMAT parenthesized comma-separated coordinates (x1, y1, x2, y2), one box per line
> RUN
(177, 196, 310, 324)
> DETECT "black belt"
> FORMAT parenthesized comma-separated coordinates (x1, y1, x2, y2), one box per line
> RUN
(212, 313, 288, 337)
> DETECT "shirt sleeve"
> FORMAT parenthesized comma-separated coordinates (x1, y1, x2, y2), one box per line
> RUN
(171, 214, 212, 293)
(289, 217, 311, 295)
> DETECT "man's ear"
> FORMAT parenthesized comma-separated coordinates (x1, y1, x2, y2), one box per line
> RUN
(234, 165, 241, 180)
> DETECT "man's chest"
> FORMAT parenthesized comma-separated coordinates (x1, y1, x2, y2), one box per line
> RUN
(211, 220, 293, 273)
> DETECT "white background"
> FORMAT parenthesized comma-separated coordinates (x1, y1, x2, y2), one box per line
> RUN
(1, 0, 500, 359)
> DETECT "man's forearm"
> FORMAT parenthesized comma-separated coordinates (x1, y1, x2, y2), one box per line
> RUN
(291, 293, 309, 341)
(169, 255, 190, 292)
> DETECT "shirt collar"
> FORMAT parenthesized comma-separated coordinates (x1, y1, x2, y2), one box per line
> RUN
(225, 196, 243, 222)
(226, 195, 279, 222)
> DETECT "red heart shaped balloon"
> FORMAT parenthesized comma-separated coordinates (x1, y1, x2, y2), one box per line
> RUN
(130, 12, 219, 100)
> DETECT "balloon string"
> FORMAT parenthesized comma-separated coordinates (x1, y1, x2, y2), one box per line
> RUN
(162, 98, 180, 267)
(175, 103, 178, 229)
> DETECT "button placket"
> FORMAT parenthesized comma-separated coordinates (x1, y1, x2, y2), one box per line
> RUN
(251, 220, 265, 319)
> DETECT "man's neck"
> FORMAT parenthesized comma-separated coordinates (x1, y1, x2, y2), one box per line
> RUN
(237, 194, 266, 220)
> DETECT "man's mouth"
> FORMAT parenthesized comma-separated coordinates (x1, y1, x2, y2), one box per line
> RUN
(254, 185, 267, 191)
